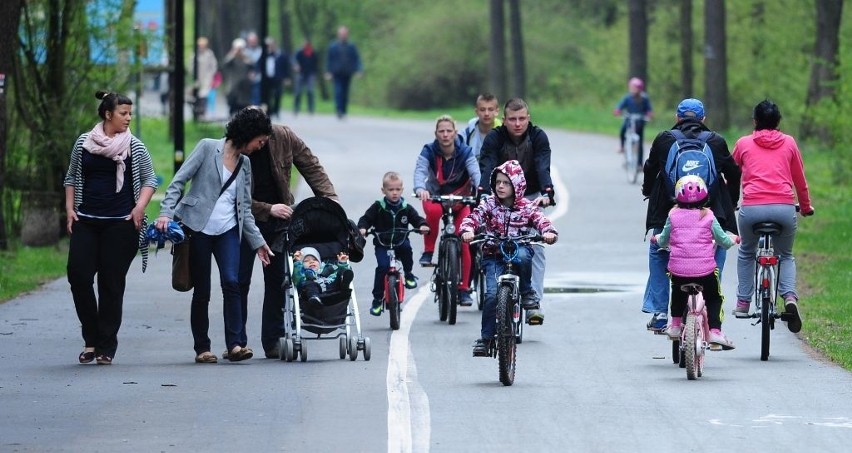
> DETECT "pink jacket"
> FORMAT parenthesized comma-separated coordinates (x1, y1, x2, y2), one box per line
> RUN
(732, 129, 812, 212)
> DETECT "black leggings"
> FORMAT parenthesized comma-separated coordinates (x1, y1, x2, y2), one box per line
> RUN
(669, 270, 723, 330)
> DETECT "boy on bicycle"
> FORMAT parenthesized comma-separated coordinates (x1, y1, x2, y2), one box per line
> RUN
(358, 171, 430, 316)
(460, 160, 558, 356)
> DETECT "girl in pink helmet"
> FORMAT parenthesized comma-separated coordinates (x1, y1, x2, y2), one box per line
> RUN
(613, 77, 654, 160)
(651, 175, 740, 349)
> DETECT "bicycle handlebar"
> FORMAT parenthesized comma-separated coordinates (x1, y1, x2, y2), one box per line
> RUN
(365, 227, 424, 248)
(469, 232, 545, 246)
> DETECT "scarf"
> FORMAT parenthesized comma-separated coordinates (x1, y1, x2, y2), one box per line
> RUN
(82, 122, 131, 192)
(303, 44, 313, 57)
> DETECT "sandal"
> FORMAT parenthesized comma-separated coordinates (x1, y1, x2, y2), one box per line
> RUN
(96, 355, 113, 365)
(194, 351, 218, 364)
(78, 351, 95, 364)
(227, 346, 253, 362)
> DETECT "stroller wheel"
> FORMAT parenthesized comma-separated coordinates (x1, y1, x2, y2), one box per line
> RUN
(363, 337, 371, 361)
(278, 337, 287, 361)
(348, 337, 358, 361)
(299, 341, 307, 362)
(339, 337, 347, 359)
(284, 338, 295, 362)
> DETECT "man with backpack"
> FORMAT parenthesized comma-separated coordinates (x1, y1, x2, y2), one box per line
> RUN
(640, 98, 741, 332)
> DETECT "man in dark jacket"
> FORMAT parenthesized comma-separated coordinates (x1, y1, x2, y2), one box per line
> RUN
(325, 26, 362, 119)
(640, 98, 741, 332)
(237, 122, 338, 358)
(478, 98, 555, 324)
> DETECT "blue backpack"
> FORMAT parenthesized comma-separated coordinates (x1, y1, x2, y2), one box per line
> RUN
(664, 129, 716, 195)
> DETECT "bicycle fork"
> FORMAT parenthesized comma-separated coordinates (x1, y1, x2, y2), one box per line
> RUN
(498, 274, 521, 329)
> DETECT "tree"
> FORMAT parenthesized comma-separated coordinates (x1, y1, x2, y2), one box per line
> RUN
(489, 0, 507, 101)
(627, 0, 648, 83)
(507, 0, 526, 98)
(680, 0, 694, 98)
(802, 0, 843, 143)
(0, 0, 23, 250)
(703, 0, 729, 130)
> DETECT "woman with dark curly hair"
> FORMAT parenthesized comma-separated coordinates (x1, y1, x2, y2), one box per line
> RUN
(156, 107, 273, 364)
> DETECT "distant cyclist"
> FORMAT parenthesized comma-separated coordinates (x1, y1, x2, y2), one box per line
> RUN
(731, 99, 814, 333)
(613, 77, 654, 163)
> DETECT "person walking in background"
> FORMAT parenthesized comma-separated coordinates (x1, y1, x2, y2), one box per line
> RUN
(731, 99, 813, 333)
(192, 37, 218, 120)
(244, 31, 263, 106)
(156, 107, 273, 364)
(325, 26, 362, 119)
(478, 98, 555, 324)
(640, 98, 740, 333)
(293, 39, 319, 115)
(261, 37, 290, 120)
(238, 122, 337, 359)
(461, 92, 501, 160)
(64, 91, 158, 365)
(223, 37, 254, 116)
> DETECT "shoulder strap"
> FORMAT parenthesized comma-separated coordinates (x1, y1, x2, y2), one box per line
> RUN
(669, 129, 686, 142)
(220, 156, 244, 196)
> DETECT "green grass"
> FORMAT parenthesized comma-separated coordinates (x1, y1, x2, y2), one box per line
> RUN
(3, 108, 852, 373)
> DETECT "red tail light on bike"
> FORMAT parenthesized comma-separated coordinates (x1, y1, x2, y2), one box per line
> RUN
(758, 256, 778, 266)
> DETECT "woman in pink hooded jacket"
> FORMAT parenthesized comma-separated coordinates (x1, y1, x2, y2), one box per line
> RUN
(731, 100, 814, 334)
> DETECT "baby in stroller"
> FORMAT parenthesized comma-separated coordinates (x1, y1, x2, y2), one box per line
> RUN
(292, 246, 354, 306)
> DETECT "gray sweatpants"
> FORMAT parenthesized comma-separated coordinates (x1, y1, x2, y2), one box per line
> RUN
(736, 204, 799, 301)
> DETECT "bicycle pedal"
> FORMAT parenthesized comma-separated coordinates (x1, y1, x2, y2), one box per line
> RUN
(708, 343, 723, 352)
(733, 312, 752, 319)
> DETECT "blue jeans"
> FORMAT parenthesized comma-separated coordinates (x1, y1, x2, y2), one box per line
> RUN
(332, 74, 352, 116)
(372, 239, 414, 300)
(642, 227, 727, 314)
(736, 204, 798, 301)
(238, 220, 285, 353)
(189, 226, 244, 354)
(480, 246, 534, 339)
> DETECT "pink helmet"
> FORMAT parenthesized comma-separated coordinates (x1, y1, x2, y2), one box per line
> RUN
(628, 77, 644, 91)
(674, 175, 708, 204)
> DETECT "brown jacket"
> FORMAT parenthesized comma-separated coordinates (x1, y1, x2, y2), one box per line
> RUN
(251, 124, 337, 222)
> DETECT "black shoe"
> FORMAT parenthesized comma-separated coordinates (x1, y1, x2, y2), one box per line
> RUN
(419, 252, 433, 267)
(370, 299, 383, 316)
(521, 292, 540, 310)
(784, 297, 802, 333)
(472, 338, 491, 357)
(459, 290, 473, 307)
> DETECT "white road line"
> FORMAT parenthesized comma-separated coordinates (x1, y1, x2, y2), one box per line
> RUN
(385, 165, 568, 453)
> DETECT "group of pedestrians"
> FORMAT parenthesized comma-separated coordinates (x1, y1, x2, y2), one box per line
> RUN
(640, 96, 814, 350)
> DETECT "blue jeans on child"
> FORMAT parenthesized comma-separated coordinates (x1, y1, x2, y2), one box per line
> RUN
(480, 245, 534, 339)
(372, 239, 414, 300)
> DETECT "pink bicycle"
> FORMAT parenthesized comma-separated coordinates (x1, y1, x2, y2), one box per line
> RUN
(672, 283, 719, 380)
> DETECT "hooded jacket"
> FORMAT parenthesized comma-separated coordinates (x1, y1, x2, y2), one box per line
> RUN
(732, 129, 812, 211)
(413, 136, 480, 196)
(641, 118, 741, 233)
(357, 197, 428, 247)
(478, 122, 553, 197)
(460, 160, 557, 255)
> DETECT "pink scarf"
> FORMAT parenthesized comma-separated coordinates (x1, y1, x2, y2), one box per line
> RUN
(83, 122, 131, 192)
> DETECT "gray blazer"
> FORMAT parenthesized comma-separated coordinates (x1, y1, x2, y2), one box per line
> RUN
(159, 138, 265, 251)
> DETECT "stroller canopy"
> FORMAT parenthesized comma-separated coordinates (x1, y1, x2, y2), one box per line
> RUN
(288, 197, 364, 262)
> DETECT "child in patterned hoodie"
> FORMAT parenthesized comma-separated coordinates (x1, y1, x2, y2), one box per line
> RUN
(460, 160, 558, 357)
(652, 175, 739, 349)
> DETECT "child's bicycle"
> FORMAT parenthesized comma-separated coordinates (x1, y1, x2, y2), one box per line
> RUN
(471, 232, 544, 386)
(424, 194, 478, 326)
(671, 283, 721, 380)
(622, 113, 647, 184)
(365, 227, 423, 331)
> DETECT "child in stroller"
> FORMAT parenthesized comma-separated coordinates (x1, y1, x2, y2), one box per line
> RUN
(293, 246, 354, 306)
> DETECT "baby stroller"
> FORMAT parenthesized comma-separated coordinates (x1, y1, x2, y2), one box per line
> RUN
(277, 196, 371, 362)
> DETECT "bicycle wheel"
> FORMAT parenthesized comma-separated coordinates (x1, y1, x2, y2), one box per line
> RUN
(446, 241, 460, 325)
(671, 338, 680, 364)
(496, 284, 517, 386)
(760, 269, 772, 361)
(387, 275, 400, 331)
(684, 312, 699, 380)
(435, 245, 449, 322)
(624, 134, 639, 184)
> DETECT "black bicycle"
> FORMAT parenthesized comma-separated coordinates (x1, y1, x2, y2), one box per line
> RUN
(426, 194, 477, 325)
(472, 232, 544, 386)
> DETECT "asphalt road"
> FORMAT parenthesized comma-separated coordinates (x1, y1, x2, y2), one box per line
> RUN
(2, 109, 851, 453)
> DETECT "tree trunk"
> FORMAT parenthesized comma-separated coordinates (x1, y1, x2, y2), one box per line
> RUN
(627, 0, 648, 82)
(680, 0, 694, 98)
(802, 0, 843, 143)
(278, 0, 293, 55)
(507, 0, 525, 99)
(489, 0, 507, 101)
(703, 0, 729, 130)
(0, 0, 23, 250)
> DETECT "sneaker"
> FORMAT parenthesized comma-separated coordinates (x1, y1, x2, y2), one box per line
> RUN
(646, 313, 667, 332)
(419, 252, 433, 267)
(521, 292, 540, 310)
(665, 324, 683, 340)
(708, 329, 735, 350)
(526, 309, 544, 325)
(404, 274, 418, 289)
(472, 338, 491, 357)
(783, 295, 802, 333)
(459, 290, 473, 307)
(370, 299, 383, 316)
(733, 299, 751, 318)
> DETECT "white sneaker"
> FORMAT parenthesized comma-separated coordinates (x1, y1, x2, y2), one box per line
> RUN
(708, 329, 735, 350)
(665, 325, 682, 340)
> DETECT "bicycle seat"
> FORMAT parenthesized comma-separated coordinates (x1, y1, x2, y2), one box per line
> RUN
(752, 222, 782, 236)
(680, 283, 703, 294)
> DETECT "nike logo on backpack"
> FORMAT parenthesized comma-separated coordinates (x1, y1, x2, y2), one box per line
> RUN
(682, 161, 701, 172)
